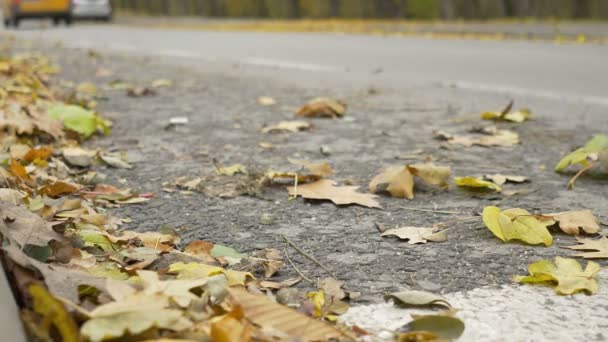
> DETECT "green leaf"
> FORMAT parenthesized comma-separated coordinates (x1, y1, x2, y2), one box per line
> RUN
(555, 134, 608, 172)
(482, 206, 553, 246)
(514, 257, 601, 295)
(48, 104, 109, 138)
(404, 315, 465, 340)
(210, 244, 248, 260)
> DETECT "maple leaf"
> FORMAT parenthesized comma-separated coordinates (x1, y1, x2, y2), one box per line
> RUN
(565, 236, 608, 259)
(514, 257, 601, 295)
(261, 120, 311, 133)
(482, 206, 553, 246)
(454, 176, 502, 192)
(288, 179, 381, 208)
(381, 226, 447, 244)
(296, 97, 346, 118)
(369, 166, 414, 199)
(288, 158, 334, 178)
(543, 210, 600, 235)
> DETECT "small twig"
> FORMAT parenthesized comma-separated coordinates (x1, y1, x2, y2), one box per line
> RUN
(283, 245, 313, 284)
(56, 295, 91, 318)
(282, 234, 337, 280)
(567, 162, 595, 189)
(398, 206, 461, 215)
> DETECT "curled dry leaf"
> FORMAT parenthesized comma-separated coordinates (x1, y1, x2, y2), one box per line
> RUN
(565, 236, 608, 259)
(288, 158, 333, 178)
(514, 257, 601, 295)
(454, 176, 502, 192)
(481, 100, 531, 123)
(482, 206, 553, 246)
(369, 166, 414, 199)
(289, 179, 381, 208)
(434, 129, 519, 147)
(407, 163, 451, 187)
(484, 174, 528, 185)
(381, 226, 447, 244)
(385, 290, 452, 309)
(544, 210, 600, 235)
(261, 120, 311, 133)
(62, 146, 97, 167)
(402, 315, 465, 340)
(296, 97, 346, 118)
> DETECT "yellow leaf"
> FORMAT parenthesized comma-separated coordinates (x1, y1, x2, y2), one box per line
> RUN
(211, 315, 252, 342)
(29, 284, 79, 342)
(296, 97, 346, 118)
(369, 166, 414, 199)
(307, 290, 326, 318)
(454, 176, 502, 192)
(169, 262, 254, 286)
(483, 174, 528, 185)
(480, 101, 531, 123)
(514, 257, 601, 295)
(407, 163, 451, 187)
(288, 158, 333, 178)
(152, 79, 173, 88)
(216, 164, 247, 176)
(482, 206, 553, 246)
(288, 179, 381, 208)
(257, 96, 276, 106)
(555, 134, 608, 172)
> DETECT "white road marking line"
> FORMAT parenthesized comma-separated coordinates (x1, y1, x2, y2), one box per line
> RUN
(241, 57, 342, 72)
(442, 81, 608, 107)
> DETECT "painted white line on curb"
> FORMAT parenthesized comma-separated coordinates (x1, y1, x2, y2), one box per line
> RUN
(341, 270, 608, 342)
(442, 81, 608, 107)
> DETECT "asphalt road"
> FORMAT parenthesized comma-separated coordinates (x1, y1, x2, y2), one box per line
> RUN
(10, 22, 608, 104)
(5, 23, 608, 341)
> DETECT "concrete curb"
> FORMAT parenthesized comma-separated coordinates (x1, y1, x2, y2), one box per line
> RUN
(0, 262, 27, 342)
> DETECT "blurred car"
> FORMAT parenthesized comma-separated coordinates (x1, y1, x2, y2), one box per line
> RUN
(71, 0, 111, 21)
(2, 0, 72, 27)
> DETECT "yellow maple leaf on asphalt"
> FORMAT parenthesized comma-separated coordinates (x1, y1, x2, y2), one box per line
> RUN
(480, 100, 531, 123)
(288, 179, 381, 208)
(514, 257, 601, 295)
(407, 163, 451, 187)
(482, 206, 553, 246)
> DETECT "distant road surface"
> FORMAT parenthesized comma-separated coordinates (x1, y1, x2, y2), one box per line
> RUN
(9, 23, 608, 104)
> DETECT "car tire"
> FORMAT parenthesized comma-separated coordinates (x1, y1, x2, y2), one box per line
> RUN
(53, 17, 61, 26)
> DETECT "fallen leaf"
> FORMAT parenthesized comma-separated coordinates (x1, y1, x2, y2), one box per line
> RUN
(216, 163, 247, 176)
(482, 206, 553, 246)
(126, 87, 157, 97)
(261, 120, 311, 133)
(39, 181, 81, 197)
(318, 278, 346, 301)
(435, 129, 519, 147)
(289, 179, 381, 208)
(62, 147, 97, 167)
(369, 166, 414, 199)
(257, 96, 276, 106)
(454, 176, 502, 192)
(76, 82, 98, 96)
(152, 79, 173, 88)
(481, 101, 531, 123)
(565, 236, 608, 259)
(0, 188, 26, 205)
(10, 159, 30, 180)
(95, 67, 113, 77)
(28, 284, 79, 342)
(514, 257, 601, 295)
(288, 158, 333, 178)
(296, 97, 346, 118)
(228, 287, 346, 341)
(385, 290, 452, 309)
(555, 134, 608, 172)
(80, 293, 192, 342)
(407, 163, 451, 187)
(23, 146, 53, 163)
(381, 226, 447, 244)
(484, 174, 528, 185)
(402, 315, 465, 340)
(545, 210, 600, 235)
(211, 315, 252, 342)
(48, 104, 108, 138)
(99, 152, 132, 169)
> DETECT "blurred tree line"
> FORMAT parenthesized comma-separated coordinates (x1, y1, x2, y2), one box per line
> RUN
(111, 0, 608, 19)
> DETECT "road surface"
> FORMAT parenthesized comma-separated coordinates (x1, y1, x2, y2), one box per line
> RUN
(5, 22, 608, 341)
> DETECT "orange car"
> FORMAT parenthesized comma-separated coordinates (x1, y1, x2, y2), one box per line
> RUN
(2, 0, 72, 27)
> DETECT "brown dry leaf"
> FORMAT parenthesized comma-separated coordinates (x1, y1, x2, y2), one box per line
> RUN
(0, 188, 26, 205)
(288, 179, 381, 208)
(407, 163, 451, 187)
(434, 129, 519, 147)
(288, 158, 333, 178)
(228, 287, 346, 341)
(296, 97, 346, 118)
(0, 201, 66, 250)
(249, 248, 283, 278)
(126, 86, 157, 97)
(39, 181, 82, 197)
(565, 236, 608, 259)
(369, 166, 414, 199)
(62, 147, 97, 167)
(261, 120, 311, 133)
(183, 240, 218, 265)
(106, 231, 178, 251)
(484, 174, 528, 185)
(545, 210, 600, 235)
(23, 146, 53, 163)
(211, 314, 253, 342)
(10, 159, 30, 180)
(318, 278, 346, 301)
(381, 226, 447, 244)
